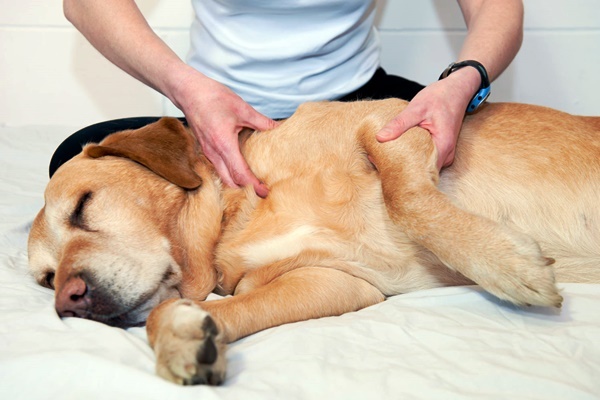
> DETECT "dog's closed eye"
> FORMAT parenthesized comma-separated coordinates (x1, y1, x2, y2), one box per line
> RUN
(69, 191, 94, 231)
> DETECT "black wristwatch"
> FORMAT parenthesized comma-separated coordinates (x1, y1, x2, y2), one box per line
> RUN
(439, 60, 491, 113)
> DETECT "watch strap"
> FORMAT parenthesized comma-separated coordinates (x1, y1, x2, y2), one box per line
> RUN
(439, 60, 491, 113)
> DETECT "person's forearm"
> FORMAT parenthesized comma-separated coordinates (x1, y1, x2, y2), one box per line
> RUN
(63, 0, 198, 105)
(457, 0, 524, 81)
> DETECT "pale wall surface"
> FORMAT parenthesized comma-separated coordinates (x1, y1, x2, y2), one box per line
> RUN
(1, 1, 599, 127)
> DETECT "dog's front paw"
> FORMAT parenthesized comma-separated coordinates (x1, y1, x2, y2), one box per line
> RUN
(153, 299, 226, 385)
(476, 231, 562, 308)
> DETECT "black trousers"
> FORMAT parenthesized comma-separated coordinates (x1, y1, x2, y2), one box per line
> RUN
(49, 68, 424, 177)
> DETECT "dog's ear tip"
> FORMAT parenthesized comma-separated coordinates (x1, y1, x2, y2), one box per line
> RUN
(84, 143, 128, 161)
(179, 176, 203, 190)
(83, 144, 103, 159)
(157, 117, 185, 129)
(83, 143, 110, 159)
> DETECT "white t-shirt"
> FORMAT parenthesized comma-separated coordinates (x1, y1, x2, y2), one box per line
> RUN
(188, 0, 380, 119)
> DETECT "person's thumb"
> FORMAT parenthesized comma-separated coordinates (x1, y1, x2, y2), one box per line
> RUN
(246, 110, 281, 132)
(376, 109, 422, 142)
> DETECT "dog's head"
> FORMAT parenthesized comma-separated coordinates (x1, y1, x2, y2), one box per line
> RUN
(28, 118, 221, 328)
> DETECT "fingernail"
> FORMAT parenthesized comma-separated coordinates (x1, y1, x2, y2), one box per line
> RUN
(376, 133, 388, 142)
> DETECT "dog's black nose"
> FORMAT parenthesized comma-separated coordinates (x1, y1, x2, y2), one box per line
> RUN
(55, 276, 90, 318)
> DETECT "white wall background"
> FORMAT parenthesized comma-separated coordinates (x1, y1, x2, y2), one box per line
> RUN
(1, 0, 599, 128)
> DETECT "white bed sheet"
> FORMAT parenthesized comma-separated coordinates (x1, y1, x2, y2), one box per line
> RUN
(1, 125, 599, 400)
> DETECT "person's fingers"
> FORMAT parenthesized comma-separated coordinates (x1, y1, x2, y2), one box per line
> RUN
(250, 114, 281, 132)
(197, 125, 269, 196)
(226, 152, 269, 197)
(376, 107, 424, 142)
(188, 98, 275, 197)
(218, 138, 269, 197)
(200, 140, 237, 188)
(242, 107, 281, 132)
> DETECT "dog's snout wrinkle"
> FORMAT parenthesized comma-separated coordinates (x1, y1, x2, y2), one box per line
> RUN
(55, 276, 90, 318)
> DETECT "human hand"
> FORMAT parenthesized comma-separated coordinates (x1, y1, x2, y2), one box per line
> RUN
(376, 69, 479, 170)
(172, 70, 279, 197)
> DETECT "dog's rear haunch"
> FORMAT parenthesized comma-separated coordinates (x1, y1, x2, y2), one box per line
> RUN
(28, 99, 600, 385)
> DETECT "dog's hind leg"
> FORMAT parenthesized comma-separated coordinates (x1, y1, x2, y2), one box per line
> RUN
(358, 122, 561, 308)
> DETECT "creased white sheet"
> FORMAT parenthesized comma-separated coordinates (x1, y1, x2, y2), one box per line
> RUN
(1, 125, 599, 400)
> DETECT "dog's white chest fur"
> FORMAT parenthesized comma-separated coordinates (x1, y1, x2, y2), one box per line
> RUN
(239, 225, 329, 267)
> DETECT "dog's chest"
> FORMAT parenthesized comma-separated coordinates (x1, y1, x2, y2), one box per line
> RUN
(229, 225, 336, 268)
(213, 179, 421, 295)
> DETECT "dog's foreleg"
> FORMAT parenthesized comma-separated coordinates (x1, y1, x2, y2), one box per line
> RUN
(360, 125, 562, 308)
(146, 266, 384, 385)
(204, 266, 384, 341)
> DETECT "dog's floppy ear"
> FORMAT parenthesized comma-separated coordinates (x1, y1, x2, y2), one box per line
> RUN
(84, 117, 203, 189)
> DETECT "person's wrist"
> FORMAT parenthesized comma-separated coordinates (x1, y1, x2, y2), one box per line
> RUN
(435, 67, 479, 112)
(439, 60, 491, 113)
(162, 62, 205, 112)
(448, 67, 481, 104)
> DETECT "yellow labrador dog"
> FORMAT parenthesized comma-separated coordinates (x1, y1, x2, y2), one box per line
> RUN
(28, 99, 600, 385)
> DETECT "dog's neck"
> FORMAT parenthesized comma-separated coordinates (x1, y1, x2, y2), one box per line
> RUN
(212, 185, 262, 295)
(175, 163, 262, 299)
(173, 165, 225, 300)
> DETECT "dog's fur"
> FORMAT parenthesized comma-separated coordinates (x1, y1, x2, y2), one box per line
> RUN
(28, 99, 600, 385)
